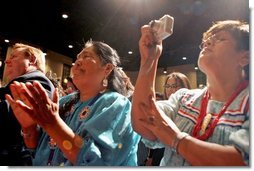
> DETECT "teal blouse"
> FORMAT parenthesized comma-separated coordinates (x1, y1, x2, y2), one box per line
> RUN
(33, 91, 140, 166)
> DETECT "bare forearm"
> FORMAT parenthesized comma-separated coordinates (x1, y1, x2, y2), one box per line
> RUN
(135, 55, 159, 98)
(44, 118, 82, 165)
(22, 125, 40, 148)
(131, 57, 159, 139)
(132, 25, 163, 141)
(178, 136, 246, 166)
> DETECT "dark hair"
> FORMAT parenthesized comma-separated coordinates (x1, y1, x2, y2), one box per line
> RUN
(84, 40, 129, 96)
(66, 76, 73, 82)
(202, 20, 249, 80)
(117, 68, 135, 98)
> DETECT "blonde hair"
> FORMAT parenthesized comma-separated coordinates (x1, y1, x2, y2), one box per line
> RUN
(12, 43, 46, 73)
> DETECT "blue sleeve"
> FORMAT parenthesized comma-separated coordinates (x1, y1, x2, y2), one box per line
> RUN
(229, 112, 249, 165)
(74, 93, 140, 166)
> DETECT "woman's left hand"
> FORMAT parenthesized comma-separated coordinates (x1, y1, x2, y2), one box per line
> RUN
(139, 96, 181, 146)
(6, 81, 37, 129)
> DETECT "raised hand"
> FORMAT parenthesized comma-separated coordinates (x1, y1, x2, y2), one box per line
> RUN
(139, 25, 163, 66)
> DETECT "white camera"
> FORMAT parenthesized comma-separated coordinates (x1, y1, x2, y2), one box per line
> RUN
(149, 15, 174, 41)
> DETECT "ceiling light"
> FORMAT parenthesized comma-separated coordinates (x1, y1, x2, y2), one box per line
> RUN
(4, 39, 9, 43)
(63, 78, 68, 84)
(128, 51, 133, 54)
(68, 45, 73, 48)
(62, 14, 69, 19)
(194, 66, 198, 70)
(163, 68, 167, 74)
(182, 57, 187, 60)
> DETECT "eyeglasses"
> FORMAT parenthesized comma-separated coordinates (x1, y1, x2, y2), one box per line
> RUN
(163, 83, 180, 89)
(199, 34, 227, 50)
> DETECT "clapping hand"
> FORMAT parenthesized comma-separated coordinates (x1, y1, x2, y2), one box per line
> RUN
(6, 81, 59, 129)
(6, 81, 36, 129)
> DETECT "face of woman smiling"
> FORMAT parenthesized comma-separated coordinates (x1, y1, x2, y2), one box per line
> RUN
(71, 45, 107, 93)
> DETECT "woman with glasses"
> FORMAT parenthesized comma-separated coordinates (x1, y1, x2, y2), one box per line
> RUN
(131, 20, 249, 166)
(163, 72, 191, 99)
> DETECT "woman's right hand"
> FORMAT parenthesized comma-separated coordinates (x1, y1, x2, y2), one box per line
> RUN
(5, 81, 37, 129)
(131, 25, 163, 140)
(7, 81, 60, 131)
(139, 25, 163, 66)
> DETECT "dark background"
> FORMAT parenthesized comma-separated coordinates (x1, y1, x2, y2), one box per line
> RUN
(0, 0, 249, 72)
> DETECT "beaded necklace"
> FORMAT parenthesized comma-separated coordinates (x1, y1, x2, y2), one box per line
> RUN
(192, 80, 249, 141)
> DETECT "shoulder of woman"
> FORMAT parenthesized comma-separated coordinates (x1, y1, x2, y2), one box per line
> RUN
(100, 91, 131, 104)
(59, 92, 79, 104)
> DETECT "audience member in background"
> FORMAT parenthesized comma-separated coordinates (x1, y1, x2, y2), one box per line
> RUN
(6, 40, 140, 166)
(132, 20, 249, 166)
(46, 71, 66, 97)
(163, 72, 191, 99)
(0, 43, 54, 165)
(65, 76, 78, 94)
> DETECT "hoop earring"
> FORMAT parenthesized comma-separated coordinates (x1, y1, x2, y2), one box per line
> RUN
(102, 78, 108, 87)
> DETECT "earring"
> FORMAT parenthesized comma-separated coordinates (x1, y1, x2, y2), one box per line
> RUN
(102, 78, 108, 87)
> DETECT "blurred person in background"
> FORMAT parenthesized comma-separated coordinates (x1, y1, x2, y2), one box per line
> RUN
(163, 72, 191, 99)
(46, 71, 66, 97)
(65, 76, 78, 94)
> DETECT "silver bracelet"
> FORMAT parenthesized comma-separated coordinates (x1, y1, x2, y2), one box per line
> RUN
(171, 132, 189, 154)
(20, 125, 40, 138)
(20, 129, 31, 138)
